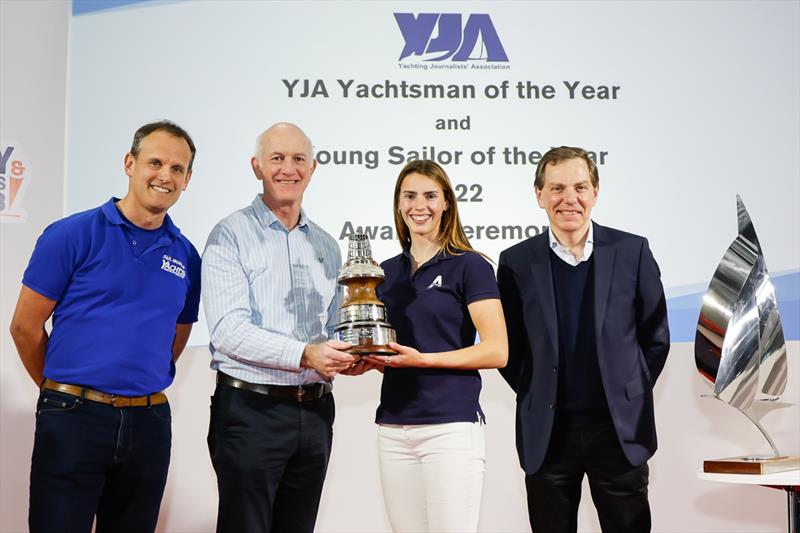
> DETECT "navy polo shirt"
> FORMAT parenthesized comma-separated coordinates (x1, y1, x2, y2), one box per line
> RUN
(22, 198, 201, 395)
(375, 249, 499, 424)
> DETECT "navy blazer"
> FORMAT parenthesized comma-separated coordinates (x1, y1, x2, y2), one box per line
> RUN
(497, 222, 670, 475)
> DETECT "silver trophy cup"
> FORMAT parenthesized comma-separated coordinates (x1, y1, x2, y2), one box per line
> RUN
(333, 234, 397, 355)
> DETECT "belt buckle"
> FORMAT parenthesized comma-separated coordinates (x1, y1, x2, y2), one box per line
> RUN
(110, 396, 129, 408)
(296, 386, 306, 402)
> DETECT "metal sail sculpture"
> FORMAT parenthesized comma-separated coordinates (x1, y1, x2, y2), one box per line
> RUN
(695, 196, 789, 459)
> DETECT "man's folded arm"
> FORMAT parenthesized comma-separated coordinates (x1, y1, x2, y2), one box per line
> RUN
(10, 286, 57, 386)
(635, 238, 670, 384)
(172, 323, 193, 362)
(497, 253, 526, 393)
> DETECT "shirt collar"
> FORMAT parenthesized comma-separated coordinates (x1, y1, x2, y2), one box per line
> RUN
(100, 197, 180, 239)
(252, 194, 309, 232)
(548, 222, 594, 265)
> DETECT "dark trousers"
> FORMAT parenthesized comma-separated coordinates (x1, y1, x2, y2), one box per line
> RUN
(29, 389, 172, 533)
(525, 419, 650, 533)
(208, 381, 335, 533)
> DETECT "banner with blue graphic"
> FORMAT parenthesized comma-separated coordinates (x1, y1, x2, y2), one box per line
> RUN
(66, 1, 799, 345)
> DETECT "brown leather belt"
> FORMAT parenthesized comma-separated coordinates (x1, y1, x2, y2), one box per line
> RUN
(42, 379, 168, 408)
(217, 372, 331, 403)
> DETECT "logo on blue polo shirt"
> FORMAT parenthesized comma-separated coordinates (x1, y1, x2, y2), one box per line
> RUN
(161, 254, 186, 279)
(427, 275, 443, 289)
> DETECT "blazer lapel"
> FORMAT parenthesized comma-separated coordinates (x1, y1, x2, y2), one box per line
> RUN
(593, 224, 617, 341)
(528, 237, 559, 358)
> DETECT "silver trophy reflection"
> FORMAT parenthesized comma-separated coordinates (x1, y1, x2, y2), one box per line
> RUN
(333, 234, 397, 355)
(695, 195, 797, 474)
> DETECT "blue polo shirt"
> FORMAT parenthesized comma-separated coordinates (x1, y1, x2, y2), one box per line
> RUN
(375, 249, 499, 424)
(22, 198, 201, 395)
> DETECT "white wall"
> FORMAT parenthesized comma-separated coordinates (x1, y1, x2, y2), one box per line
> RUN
(0, 1, 70, 532)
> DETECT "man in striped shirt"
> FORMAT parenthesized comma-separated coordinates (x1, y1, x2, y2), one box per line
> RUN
(202, 122, 355, 533)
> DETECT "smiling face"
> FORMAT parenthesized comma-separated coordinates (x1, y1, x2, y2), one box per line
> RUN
(536, 157, 598, 240)
(397, 172, 449, 243)
(252, 124, 316, 213)
(122, 130, 193, 222)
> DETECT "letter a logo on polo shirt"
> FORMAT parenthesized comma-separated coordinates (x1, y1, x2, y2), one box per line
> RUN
(427, 275, 443, 289)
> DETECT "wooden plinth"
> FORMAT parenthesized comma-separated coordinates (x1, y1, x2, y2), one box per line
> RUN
(704, 456, 800, 474)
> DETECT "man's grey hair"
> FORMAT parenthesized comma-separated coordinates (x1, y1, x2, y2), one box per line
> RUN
(253, 122, 315, 163)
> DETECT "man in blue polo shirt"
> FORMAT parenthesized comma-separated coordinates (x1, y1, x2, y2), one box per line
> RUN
(9, 120, 201, 533)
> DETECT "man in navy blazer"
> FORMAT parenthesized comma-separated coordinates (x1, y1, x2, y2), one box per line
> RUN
(498, 146, 670, 533)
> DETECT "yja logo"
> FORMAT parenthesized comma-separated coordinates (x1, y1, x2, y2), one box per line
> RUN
(394, 13, 508, 62)
(0, 144, 30, 224)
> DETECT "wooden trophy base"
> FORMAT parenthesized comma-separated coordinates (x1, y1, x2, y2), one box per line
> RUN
(703, 455, 800, 474)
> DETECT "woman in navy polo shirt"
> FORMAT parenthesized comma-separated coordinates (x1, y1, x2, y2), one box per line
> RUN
(356, 159, 508, 532)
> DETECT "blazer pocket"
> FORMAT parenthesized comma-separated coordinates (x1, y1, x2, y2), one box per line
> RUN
(625, 375, 649, 400)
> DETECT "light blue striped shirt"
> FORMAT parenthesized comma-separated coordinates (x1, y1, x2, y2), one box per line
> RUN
(202, 194, 342, 385)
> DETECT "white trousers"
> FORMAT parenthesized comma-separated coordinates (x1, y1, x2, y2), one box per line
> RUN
(377, 422, 486, 533)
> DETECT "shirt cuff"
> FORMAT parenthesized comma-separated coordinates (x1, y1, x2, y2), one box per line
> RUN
(282, 339, 307, 370)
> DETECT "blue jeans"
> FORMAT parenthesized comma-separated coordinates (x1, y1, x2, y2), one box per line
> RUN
(29, 389, 172, 533)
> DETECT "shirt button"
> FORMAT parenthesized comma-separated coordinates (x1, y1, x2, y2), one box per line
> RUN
(548, 402, 555, 409)
(132, 240, 137, 245)
(553, 366, 558, 373)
